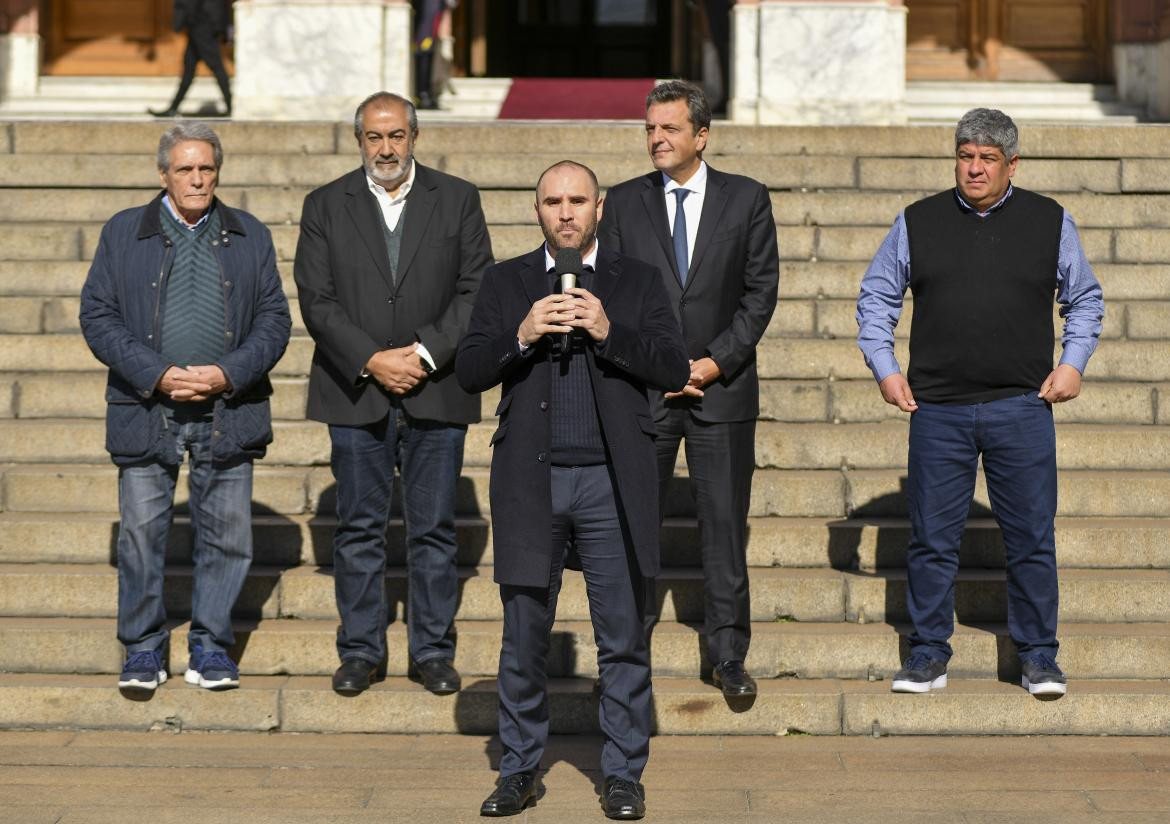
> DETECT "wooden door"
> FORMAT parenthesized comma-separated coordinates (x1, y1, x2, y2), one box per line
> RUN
(906, 0, 1110, 81)
(45, 0, 233, 76)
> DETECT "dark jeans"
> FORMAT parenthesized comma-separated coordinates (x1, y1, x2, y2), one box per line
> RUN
(906, 391, 1059, 663)
(497, 465, 651, 783)
(650, 409, 755, 664)
(116, 408, 253, 656)
(329, 409, 466, 665)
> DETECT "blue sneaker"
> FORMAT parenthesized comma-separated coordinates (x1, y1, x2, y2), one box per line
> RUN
(119, 649, 167, 693)
(891, 652, 948, 693)
(184, 646, 239, 690)
(1021, 654, 1067, 698)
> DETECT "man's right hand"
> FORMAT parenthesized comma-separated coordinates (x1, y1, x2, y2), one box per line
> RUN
(366, 343, 428, 395)
(517, 294, 574, 347)
(157, 366, 212, 401)
(879, 373, 918, 413)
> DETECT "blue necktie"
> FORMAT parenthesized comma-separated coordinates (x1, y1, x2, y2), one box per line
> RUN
(672, 188, 690, 285)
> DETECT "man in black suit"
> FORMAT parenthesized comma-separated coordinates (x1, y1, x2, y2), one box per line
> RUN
(598, 80, 779, 697)
(294, 91, 493, 697)
(457, 161, 688, 819)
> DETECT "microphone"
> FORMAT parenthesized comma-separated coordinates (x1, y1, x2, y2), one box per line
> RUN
(553, 248, 581, 353)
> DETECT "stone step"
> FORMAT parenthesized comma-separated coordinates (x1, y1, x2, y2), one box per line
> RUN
(4, 371, 1167, 427)
(0, 563, 1166, 625)
(2, 617, 1166, 682)
(0, 673, 1165, 735)
(4, 419, 1169, 473)
(10, 121, 1170, 159)
(5, 334, 1169, 384)
(5, 464, 1170, 519)
(5, 512, 1169, 571)
(6, 293, 1152, 345)
(7, 220, 1152, 266)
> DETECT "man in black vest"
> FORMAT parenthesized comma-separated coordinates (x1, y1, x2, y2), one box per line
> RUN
(856, 108, 1104, 698)
(457, 161, 688, 819)
(294, 91, 493, 697)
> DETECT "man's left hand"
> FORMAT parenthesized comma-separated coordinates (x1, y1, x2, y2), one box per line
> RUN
(1038, 363, 1082, 403)
(664, 357, 722, 399)
(168, 365, 230, 402)
(563, 287, 610, 342)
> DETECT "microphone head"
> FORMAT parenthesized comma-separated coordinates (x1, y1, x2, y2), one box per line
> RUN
(554, 248, 582, 276)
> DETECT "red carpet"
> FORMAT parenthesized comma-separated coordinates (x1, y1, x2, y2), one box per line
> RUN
(498, 78, 655, 120)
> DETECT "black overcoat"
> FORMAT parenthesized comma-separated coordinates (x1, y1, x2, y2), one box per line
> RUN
(455, 246, 690, 587)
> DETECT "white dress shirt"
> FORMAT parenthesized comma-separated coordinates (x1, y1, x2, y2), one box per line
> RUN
(362, 160, 436, 371)
(662, 160, 707, 263)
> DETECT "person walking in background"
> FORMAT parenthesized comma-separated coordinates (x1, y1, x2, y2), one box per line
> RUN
(80, 123, 290, 696)
(151, 0, 233, 118)
(856, 108, 1104, 699)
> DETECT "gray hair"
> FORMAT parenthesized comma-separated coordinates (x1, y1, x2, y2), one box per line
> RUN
(535, 159, 600, 201)
(955, 108, 1019, 159)
(353, 92, 418, 138)
(157, 123, 223, 172)
(646, 79, 711, 133)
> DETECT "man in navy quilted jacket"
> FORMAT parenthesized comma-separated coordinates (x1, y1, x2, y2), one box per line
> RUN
(80, 123, 290, 697)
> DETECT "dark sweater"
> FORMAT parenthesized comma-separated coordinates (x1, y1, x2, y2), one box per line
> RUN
(160, 204, 226, 369)
(904, 188, 1063, 404)
(548, 269, 606, 466)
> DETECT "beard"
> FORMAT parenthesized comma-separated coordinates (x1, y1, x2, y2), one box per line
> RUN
(365, 151, 413, 190)
(540, 217, 598, 254)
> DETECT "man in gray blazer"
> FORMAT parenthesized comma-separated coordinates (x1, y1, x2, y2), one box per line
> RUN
(294, 91, 493, 696)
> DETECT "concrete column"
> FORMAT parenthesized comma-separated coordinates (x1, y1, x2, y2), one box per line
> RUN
(1113, 1, 1170, 120)
(0, 3, 40, 99)
(233, 0, 411, 120)
(729, 0, 907, 125)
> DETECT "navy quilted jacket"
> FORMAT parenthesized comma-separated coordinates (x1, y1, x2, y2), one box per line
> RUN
(80, 193, 291, 466)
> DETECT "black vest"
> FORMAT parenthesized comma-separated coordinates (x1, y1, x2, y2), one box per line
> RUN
(904, 188, 1063, 405)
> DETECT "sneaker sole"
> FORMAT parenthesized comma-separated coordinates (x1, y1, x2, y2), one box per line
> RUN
(118, 670, 167, 691)
(891, 673, 947, 693)
(184, 668, 239, 690)
(1023, 676, 1067, 696)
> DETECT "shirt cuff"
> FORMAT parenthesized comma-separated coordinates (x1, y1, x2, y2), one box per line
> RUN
(415, 341, 437, 371)
(1058, 343, 1092, 375)
(868, 351, 902, 384)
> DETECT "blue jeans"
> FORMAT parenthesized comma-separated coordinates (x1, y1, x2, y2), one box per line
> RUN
(906, 391, 1059, 663)
(116, 407, 253, 656)
(329, 409, 466, 665)
(497, 465, 650, 783)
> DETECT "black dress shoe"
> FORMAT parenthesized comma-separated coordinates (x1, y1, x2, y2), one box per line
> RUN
(600, 776, 645, 820)
(332, 658, 383, 696)
(148, 107, 178, 118)
(480, 772, 536, 816)
(410, 658, 461, 695)
(713, 660, 757, 697)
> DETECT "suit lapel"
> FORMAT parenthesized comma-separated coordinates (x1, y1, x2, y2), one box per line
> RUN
(593, 247, 619, 307)
(685, 166, 728, 292)
(393, 162, 437, 292)
(637, 173, 680, 284)
(519, 246, 549, 307)
(343, 169, 395, 292)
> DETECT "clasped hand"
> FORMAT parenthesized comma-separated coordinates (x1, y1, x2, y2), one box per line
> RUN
(158, 365, 230, 402)
(366, 342, 429, 395)
(517, 288, 609, 346)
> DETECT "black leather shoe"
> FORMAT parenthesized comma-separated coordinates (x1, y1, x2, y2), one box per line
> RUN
(148, 107, 178, 118)
(480, 772, 536, 816)
(600, 776, 645, 820)
(332, 658, 382, 696)
(713, 660, 757, 697)
(410, 658, 461, 695)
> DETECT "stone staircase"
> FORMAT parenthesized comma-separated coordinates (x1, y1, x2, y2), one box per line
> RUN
(1, 120, 1169, 736)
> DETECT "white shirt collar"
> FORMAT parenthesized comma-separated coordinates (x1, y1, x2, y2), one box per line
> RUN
(662, 160, 708, 195)
(544, 239, 599, 273)
(366, 159, 416, 203)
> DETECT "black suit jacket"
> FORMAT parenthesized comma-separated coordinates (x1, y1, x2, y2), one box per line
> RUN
(294, 163, 493, 426)
(455, 246, 690, 588)
(598, 165, 779, 422)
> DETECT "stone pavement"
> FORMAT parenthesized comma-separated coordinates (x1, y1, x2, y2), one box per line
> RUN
(1, 730, 1169, 823)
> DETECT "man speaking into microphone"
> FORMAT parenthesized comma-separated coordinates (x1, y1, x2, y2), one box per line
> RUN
(457, 160, 688, 819)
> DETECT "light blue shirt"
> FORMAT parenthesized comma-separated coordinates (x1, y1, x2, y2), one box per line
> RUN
(855, 185, 1104, 383)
